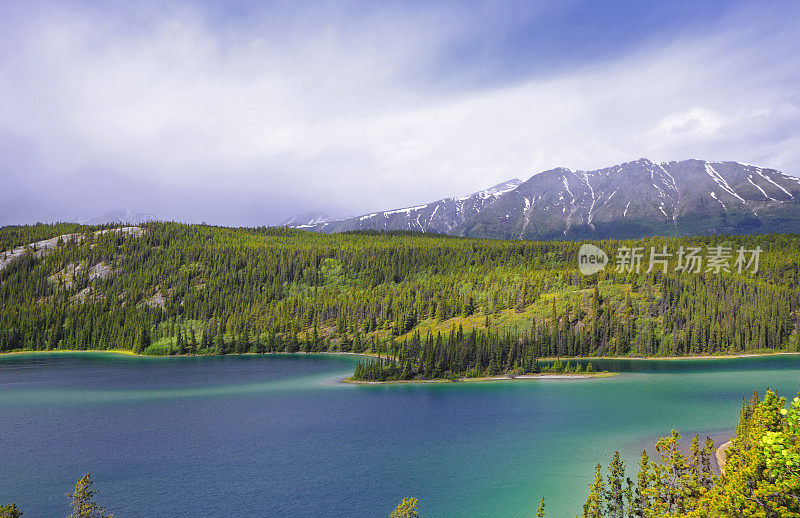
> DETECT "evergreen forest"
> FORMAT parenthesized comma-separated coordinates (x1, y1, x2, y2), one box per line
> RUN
(2, 222, 799, 380)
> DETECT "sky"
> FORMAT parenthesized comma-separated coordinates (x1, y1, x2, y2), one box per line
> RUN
(1, 0, 799, 226)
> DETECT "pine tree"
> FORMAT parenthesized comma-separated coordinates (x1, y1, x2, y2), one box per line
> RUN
(389, 498, 419, 518)
(134, 328, 149, 354)
(582, 464, 605, 518)
(605, 451, 625, 518)
(67, 473, 112, 518)
(0, 503, 22, 518)
(630, 450, 650, 517)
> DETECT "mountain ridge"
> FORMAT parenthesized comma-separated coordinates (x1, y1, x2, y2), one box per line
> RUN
(284, 178, 522, 235)
(285, 158, 800, 239)
(81, 209, 159, 226)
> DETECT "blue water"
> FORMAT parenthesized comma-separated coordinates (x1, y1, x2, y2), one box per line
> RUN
(1, 353, 799, 517)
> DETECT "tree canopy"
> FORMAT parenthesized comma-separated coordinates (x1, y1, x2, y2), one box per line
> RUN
(2, 223, 799, 380)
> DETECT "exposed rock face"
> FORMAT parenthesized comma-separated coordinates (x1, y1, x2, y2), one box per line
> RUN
(2, 227, 143, 271)
(458, 159, 800, 240)
(81, 209, 158, 225)
(286, 159, 800, 240)
(289, 179, 522, 234)
(280, 211, 332, 228)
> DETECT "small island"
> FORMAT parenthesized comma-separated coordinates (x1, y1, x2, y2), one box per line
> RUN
(346, 356, 614, 383)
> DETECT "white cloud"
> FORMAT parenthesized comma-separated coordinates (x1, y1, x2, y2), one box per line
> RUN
(652, 107, 724, 138)
(1, 1, 799, 224)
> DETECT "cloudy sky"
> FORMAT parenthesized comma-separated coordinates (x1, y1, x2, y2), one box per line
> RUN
(1, 0, 799, 226)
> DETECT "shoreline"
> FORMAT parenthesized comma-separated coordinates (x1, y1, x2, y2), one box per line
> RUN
(2, 350, 798, 386)
(0, 348, 142, 357)
(0, 349, 392, 359)
(342, 372, 618, 385)
(0, 350, 616, 384)
(538, 351, 800, 361)
(3, 349, 798, 361)
(715, 440, 733, 474)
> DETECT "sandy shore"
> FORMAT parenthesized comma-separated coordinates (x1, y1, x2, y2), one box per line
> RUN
(716, 440, 733, 474)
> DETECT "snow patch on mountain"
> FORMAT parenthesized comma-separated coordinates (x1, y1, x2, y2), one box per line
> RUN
(81, 209, 158, 225)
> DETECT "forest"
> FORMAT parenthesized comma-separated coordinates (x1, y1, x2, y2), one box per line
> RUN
(2, 222, 800, 380)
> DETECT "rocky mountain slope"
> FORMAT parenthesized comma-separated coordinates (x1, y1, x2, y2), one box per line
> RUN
(81, 209, 158, 226)
(287, 179, 522, 234)
(286, 159, 800, 239)
(279, 210, 332, 228)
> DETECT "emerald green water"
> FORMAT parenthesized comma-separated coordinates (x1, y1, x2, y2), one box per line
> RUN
(1, 353, 799, 517)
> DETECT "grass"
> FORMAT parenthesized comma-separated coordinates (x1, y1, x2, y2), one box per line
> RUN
(392, 280, 652, 342)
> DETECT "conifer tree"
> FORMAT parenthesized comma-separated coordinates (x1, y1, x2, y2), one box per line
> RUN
(0, 504, 22, 518)
(582, 464, 605, 518)
(389, 498, 418, 518)
(605, 452, 625, 518)
(67, 473, 112, 518)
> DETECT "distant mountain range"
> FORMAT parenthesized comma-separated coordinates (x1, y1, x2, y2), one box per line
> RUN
(81, 209, 159, 226)
(284, 179, 522, 234)
(279, 210, 333, 227)
(283, 159, 800, 240)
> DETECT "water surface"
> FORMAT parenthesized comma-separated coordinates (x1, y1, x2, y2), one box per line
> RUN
(1, 353, 799, 517)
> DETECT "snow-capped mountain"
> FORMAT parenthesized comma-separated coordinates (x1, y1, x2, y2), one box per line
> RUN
(285, 159, 800, 240)
(280, 210, 332, 228)
(458, 159, 800, 239)
(81, 209, 159, 225)
(289, 179, 522, 234)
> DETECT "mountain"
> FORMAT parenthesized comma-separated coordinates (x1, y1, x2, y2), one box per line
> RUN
(81, 209, 159, 226)
(289, 179, 522, 234)
(458, 159, 800, 240)
(279, 210, 332, 228)
(287, 159, 800, 240)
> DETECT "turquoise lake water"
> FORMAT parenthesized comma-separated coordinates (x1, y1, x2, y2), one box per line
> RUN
(1, 353, 799, 517)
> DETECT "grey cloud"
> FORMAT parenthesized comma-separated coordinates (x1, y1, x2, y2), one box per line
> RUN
(1, 1, 799, 226)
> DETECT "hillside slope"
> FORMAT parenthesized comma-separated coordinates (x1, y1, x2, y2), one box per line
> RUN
(2, 223, 799, 378)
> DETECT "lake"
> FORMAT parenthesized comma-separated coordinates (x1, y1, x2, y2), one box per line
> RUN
(1, 353, 799, 517)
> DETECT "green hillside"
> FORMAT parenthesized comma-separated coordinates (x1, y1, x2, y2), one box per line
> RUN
(2, 223, 799, 379)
